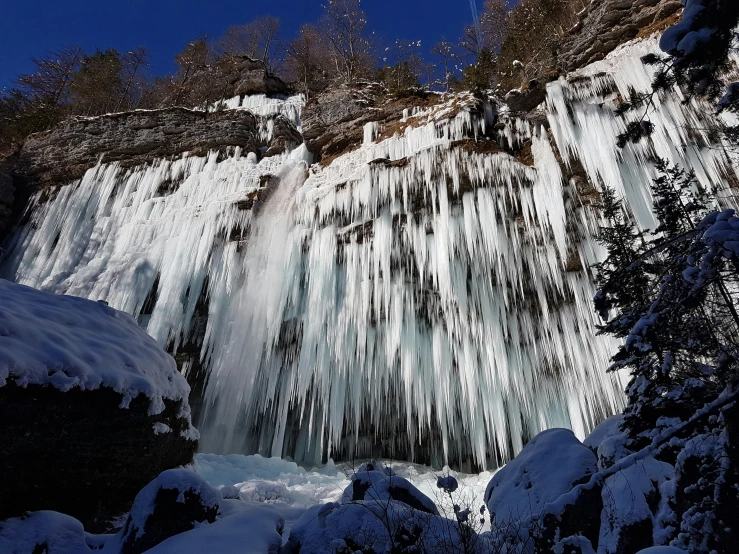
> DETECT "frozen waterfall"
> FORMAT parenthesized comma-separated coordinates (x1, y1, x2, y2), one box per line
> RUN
(3, 37, 737, 469)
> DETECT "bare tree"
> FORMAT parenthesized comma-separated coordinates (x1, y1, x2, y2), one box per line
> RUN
(17, 45, 83, 105)
(117, 47, 150, 111)
(285, 24, 332, 99)
(431, 39, 457, 92)
(318, 0, 375, 84)
(215, 15, 281, 71)
(479, 0, 510, 54)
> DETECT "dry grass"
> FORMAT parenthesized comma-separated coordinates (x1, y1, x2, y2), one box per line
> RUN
(637, 11, 683, 40)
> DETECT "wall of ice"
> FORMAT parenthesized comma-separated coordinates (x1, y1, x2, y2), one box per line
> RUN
(3, 38, 737, 470)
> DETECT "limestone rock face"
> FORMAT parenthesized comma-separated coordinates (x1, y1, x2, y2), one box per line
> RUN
(217, 55, 289, 97)
(12, 107, 298, 188)
(301, 83, 441, 163)
(180, 55, 288, 102)
(559, 0, 682, 71)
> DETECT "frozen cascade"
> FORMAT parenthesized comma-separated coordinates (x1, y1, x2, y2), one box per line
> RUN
(2, 37, 737, 469)
(545, 39, 738, 227)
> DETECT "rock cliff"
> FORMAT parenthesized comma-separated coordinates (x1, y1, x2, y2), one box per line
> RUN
(13, 108, 300, 189)
(559, 0, 682, 71)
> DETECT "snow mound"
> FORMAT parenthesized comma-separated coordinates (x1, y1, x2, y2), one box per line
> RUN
(342, 461, 439, 515)
(484, 428, 597, 523)
(635, 547, 686, 554)
(145, 503, 285, 554)
(0, 279, 189, 415)
(583, 414, 624, 450)
(127, 468, 221, 537)
(237, 480, 291, 503)
(0, 511, 91, 554)
(194, 453, 348, 506)
(599, 456, 673, 554)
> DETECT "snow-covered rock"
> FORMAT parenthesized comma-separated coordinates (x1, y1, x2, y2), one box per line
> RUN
(635, 547, 686, 554)
(0, 511, 92, 554)
(0, 280, 198, 528)
(0, 278, 189, 411)
(342, 460, 439, 515)
(484, 428, 601, 551)
(485, 428, 597, 523)
(283, 499, 464, 554)
(598, 456, 673, 554)
(119, 468, 221, 554)
(144, 503, 284, 554)
(583, 414, 624, 450)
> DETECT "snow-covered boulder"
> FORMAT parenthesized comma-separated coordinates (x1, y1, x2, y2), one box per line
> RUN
(484, 428, 601, 551)
(342, 460, 439, 515)
(144, 502, 285, 554)
(119, 468, 221, 554)
(584, 414, 632, 470)
(283, 500, 462, 554)
(0, 280, 198, 529)
(0, 511, 92, 554)
(283, 461, 471, 554)
(583, 414, 624, 451)
(598, 456, 673, 554)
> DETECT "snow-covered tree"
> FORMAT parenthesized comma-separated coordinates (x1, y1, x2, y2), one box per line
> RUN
(616, 0, 739, 145)
(594, 163, 739, 552)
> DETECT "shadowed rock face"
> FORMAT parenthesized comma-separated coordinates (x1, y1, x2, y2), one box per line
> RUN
(0, 383, 197, 533)
(559, 0, 682, 71)
(12, 108, 298, 189)
(0, 164, 14, 236)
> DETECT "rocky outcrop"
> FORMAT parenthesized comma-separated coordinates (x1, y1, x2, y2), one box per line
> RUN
(302, 83, 442, 163)
(194, 55, 289, 98)
(12, 107, 299, 188)
(559, 0, 682, 71)
(0, 279, 198, 532)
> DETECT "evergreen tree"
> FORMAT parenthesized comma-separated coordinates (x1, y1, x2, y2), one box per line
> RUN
(615, 0, 739, 145)
(461, 48, 496, 91)
(594, 163, 738, 453)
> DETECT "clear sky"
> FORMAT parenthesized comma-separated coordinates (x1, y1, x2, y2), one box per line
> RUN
(0, 0, 483, 89)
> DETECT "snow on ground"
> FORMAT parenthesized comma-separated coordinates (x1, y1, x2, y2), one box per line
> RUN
(145, 501, 285, 554)
(0, 511, 91, 554)
(193, 453, 496, 540)
(0, 279, 190, 417)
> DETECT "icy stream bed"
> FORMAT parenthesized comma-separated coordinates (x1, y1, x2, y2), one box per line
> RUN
(192, 453, 495, 540)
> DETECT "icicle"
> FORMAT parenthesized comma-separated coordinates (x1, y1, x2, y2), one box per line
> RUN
(6, 38, 733, 469)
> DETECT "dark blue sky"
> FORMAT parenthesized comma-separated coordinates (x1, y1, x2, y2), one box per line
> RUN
(1, 0, 481, 89)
